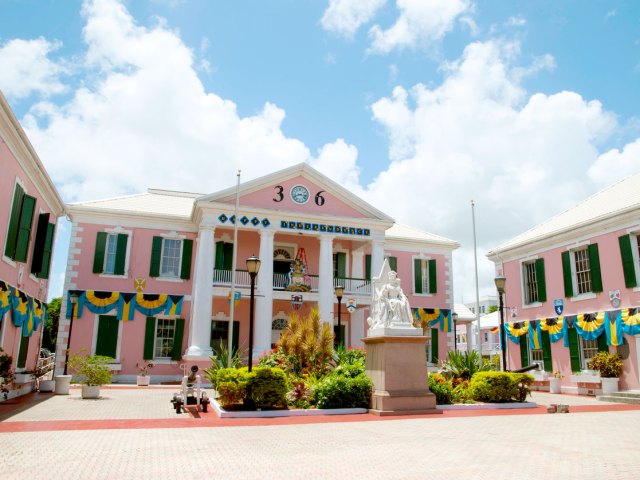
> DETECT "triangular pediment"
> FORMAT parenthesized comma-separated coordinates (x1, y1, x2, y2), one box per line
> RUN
(197, 163, 394, 222)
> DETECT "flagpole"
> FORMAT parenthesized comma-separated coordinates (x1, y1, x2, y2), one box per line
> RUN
(227, 170, 241, 367)
(471, 200, 482, 359)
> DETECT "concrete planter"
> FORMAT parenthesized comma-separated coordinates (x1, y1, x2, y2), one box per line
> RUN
(549, 377, 562, 394)
(14, 373, 35, 384)
(54, 375, 72, 395)
(601, 377, 619, 395)
(81, 385, 101, 399)
(136, 375, 150, 386)
(39, 379, 55, 392)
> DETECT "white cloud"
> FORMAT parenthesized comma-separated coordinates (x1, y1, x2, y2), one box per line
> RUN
(0, 38, 67, 100)
(506, 15, 526, 27)
(321, 0, 387, 38)
(588, 138, 640, 186)
(368, 0, 472, 54)
(22, 0, 317, 202)
(310, 138, 363, 193)
(364, 39, 627, 300)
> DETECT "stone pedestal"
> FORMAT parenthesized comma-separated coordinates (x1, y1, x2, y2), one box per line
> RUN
(364, 335, 440, 416)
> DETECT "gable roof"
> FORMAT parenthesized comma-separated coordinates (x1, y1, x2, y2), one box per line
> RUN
(488, 172, 640, 256)
(197, 162, 395, 223)
(386, 223, 459, 248)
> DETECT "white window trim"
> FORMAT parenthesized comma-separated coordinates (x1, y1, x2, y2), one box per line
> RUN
(628, 233, 640, 292)
(2, 177, 27, 268)
(579, 337, 600, 370)
(91, 314, 123, 364)
(99, 227, 133, 279)
(153, 316, 179, 360)
(568, 245, 593, 297)
(159, 232, 186, 280)
(333, 246, 350, 278)
(519, 256, 541, 308)
(412, 255, 432, 296)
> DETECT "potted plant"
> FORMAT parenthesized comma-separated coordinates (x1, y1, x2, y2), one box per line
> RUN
(0, 348, 13, 401)
(588, 351, 623, 395)
(549, 371, 563, 394)
(68, 352, 113, 399)
(136, 361, 154, 386)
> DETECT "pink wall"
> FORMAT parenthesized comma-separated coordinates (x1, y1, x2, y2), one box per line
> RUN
(502, 226, 640, 389)
(233, 175, 367, 219)
(0, 136, 59, 373)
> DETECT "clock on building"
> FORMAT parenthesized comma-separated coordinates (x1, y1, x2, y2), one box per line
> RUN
(290, 185, 310, 204)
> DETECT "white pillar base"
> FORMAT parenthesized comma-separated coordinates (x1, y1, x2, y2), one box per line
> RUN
(183, 345, 214, 360)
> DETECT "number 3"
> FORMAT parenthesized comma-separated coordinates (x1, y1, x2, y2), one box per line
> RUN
(273, 185, 284, 202)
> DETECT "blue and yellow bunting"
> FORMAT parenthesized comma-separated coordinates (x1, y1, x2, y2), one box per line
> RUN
(412, 308, 451, 332)
(574, 311, 605, 341)
(621, 308, 640, 336)
(604, 310, 624, 346)
(11, 289, 30, 328)
(505, 321, 529, 344)
(165, 295, 184, 316)
(118, 293, 136, 321)
(84, 291, 120, 314)
(529, 320, 542, 350)
(134, 293, 168, 316)
(0, 281, 12, 319)
(541, 317, 564, 343)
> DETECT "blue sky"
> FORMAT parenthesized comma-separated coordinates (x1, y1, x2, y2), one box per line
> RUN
(1, 0, 639, 304)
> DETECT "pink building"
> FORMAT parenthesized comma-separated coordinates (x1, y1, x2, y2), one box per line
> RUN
(0, 91, 65, 399)
(488, 174, 640, 394)
(56, 164, 459, 382)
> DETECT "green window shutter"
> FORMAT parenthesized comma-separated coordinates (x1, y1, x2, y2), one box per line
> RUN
(535, 258, 547, 303)
(619, 235, 637, 288)
(95, 316, 119, 359)
(588, 244, 603, 293)
(14, 194, 36, 262)
(222, 242, 234, 270)
(561, 251, 573, 298)
(541, 330, 552, 371)
(143, 317, 156, 360)
(337, 252, 346, 279)
(93, 232, 108, 273)
(519, 334, 529, 368)
(414, 258, 423, 294)
(113, 234, 128, 275)
(31, 213, 50, 275)
(17, 335, 29, 369)
(149, 236, 163, 277)
(5, 184, 24, 259)
(171, 319, 185, 361)
(180, 239, 193, 279)
(365, 255, 371, 281)
(38, 223, 55, 279)
(567, 327, 581, 372)
(597, 332, 609, 352)
(430, 328, 439, 363)
(428, 259, 437, 294)
(215, 241, 225, 270)
(388, 256, 397, 272)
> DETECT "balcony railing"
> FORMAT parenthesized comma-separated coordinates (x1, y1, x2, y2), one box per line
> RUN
(213, 269, 370, 296)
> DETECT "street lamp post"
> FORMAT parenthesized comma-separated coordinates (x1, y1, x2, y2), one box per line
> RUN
(246, 255, 261, 372)
(452, 312, 459, 351)
(63, 290, 80, 375)
(334, 285, 344, 348)
(494, 275, 507, 372)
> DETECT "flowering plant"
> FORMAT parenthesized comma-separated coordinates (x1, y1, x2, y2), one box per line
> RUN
(136, 361, 155, 376)
(551, 371, 563, 379)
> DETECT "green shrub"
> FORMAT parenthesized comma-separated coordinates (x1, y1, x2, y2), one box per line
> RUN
(588, 351, 623, 378)
(439, 350, 496, 381)
(204, 340, 244, 391)
(216, 368, 249, 407)
(334, 346, 366, 367)
(428, 373, 453, 405)
(331, 363, 365, 378)
(467, 372, 533, 403)
(68, 353, 113, 386)
(452, 380, 471, 403)
(313, 374, 372, 409)
(246, 367, 288, 409)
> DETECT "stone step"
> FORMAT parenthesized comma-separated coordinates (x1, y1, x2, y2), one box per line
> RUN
(609, 390, 640, 399)
(596, 394, 640, 405)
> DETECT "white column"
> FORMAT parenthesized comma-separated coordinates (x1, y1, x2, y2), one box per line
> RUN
(351, 250, 364, 279)
(371, 238, 385, 278)
(350, 309, 365, 347)
(466, 323, 474, 352)
(318, 234, 334, 326)
(254, 230, 274, 361)
(184, 223, 215, 360)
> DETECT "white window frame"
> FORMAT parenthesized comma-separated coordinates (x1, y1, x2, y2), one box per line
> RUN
(158, 233, 185, 280)
(579, 337, 599, 370)
(425, 328, 434, 365)
(630, 233, 640, 291)
(99, 227, 132, 278)
(154, 317, 177, 359)
(569, 246, 594, 299)
(412, 256, 432, 296)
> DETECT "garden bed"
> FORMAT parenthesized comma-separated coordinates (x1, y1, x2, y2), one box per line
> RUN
(211, 398, 368, 418)
(436, 401, 537, 410)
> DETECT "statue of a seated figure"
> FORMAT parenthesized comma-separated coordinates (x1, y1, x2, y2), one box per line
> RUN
(367, 260, 417, 335)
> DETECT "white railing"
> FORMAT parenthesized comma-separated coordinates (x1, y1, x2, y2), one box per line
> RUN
(214, 269, 370, 296)
(334, 277, 371, 296)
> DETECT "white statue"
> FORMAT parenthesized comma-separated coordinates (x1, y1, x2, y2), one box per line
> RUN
(367, 259, 421, 336)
